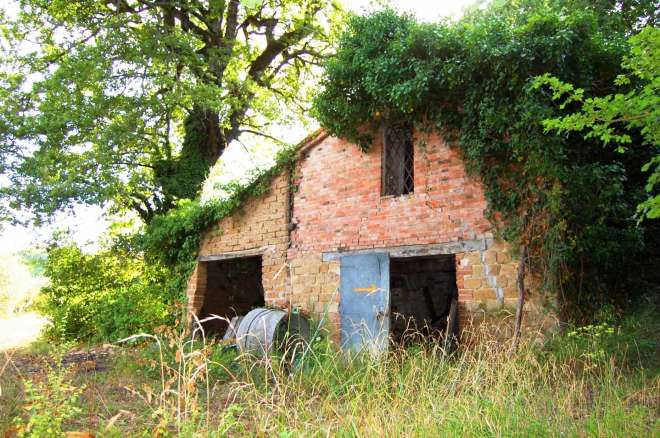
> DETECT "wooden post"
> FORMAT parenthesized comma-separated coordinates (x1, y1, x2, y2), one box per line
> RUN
(511, 245, 527, 354)
(443, 297, 458, 354)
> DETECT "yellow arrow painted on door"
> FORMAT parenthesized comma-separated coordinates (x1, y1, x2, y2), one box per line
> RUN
(353, 284, 380, 294)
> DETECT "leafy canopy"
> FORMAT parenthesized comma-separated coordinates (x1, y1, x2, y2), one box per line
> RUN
(0, 0, 342, 224)
(533, 26, 659, 219)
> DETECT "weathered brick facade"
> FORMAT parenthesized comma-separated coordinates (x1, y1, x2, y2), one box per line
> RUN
(187, 128, 540, 340)
(188, 172, 291, 315)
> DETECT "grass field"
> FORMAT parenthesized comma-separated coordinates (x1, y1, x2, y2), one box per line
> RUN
(1, 302, 658, 437)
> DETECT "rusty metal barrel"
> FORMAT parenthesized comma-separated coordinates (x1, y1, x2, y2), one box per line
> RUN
(235, 308, 311, 357)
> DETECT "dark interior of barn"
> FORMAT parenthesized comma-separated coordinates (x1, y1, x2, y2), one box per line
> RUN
(389, 255, 458, 343)
(198, 256, 265, 337)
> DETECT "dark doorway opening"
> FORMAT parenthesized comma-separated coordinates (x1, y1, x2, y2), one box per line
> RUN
(390, 255, 458, 343)
(199, 256, 265, 337)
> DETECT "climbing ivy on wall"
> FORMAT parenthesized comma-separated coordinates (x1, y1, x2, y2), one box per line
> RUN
(313, 1, 658, 315)
(139, 146, 299, 301)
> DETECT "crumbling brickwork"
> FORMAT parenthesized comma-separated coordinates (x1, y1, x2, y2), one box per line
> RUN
(186, 173, 291, 314)
(187, 129, 532, 339)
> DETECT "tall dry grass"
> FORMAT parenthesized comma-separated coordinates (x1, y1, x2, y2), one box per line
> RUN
(104, 312, 659, 437)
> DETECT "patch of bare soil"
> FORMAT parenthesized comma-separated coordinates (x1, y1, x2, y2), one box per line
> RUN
(1, 344, 157, 437)
(7, 344, 115, 375)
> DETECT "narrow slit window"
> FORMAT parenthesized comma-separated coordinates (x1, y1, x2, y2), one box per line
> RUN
(382, 122, 414, 196)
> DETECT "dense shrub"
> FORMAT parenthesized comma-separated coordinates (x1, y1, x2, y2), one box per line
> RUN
(39, 243, 173, 341)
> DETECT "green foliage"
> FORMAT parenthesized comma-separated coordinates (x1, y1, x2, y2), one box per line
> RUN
(17, 250, 47, 277)
(13, 366, 83, 437)
(40, 243, 172, 341)
(533, 26, 660, 219)
(0, 0, 341, 223)
(39, 146, 297, 342)
(139, 145, 297, 286)
(314, 1, 656, 313)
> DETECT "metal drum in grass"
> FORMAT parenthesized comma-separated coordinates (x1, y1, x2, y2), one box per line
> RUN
(222, 316, 244, 341)
(235, 308, 311, 358)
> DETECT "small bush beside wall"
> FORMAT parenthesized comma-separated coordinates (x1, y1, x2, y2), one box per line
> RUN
(39, 243, 173, 342)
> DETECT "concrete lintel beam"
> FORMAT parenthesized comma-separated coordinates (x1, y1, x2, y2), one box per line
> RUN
(321, 239, 490, 262)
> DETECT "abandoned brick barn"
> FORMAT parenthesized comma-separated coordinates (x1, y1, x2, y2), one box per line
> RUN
(186, 125, 551, 350)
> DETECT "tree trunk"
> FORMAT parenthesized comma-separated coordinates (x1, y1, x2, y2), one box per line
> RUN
(200, 110, 225, 165)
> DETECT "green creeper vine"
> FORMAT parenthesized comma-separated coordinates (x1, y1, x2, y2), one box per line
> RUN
(313, 2, 657, 316)
(154, 107, 214, 202)
(139, 146, 299, 303)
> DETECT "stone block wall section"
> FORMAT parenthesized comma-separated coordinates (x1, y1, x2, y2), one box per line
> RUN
(187, 128, 535, 337)
(288, 254, 341, 334)
(186, 173, 291, 315)
(455, 242, 520, 328)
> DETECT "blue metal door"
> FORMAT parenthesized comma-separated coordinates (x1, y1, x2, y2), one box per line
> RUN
(339, 253, 390, 353)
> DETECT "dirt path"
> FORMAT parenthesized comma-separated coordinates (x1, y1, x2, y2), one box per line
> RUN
(0, 312, 49, 351)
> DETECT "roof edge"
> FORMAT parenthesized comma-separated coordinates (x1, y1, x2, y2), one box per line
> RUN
(294, 128, 329, 156)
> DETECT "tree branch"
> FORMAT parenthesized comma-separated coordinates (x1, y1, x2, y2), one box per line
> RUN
(225, 6, 321, 143)
(130, 193, 154, 223)
(238, 129, 287, 145)
(131, 0, 211, 38)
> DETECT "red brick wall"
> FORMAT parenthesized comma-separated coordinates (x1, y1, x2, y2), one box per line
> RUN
(285, 130, 524, 331)
(289, 130, 492, 255)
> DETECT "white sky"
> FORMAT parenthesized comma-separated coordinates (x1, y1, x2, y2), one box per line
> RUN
(351, 0, 485, 20)
(0, 0, 486, 256)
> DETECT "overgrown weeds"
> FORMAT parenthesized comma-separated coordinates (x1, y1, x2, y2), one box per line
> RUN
(2, 309, 658, 437)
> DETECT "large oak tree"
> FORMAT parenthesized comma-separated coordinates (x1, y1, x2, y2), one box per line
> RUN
(0, 0, 340, 223)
